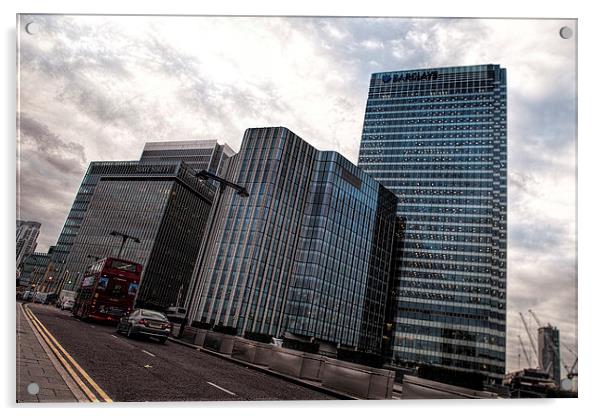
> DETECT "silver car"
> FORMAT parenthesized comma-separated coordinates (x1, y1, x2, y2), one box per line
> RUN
(61, 299, 75, 311)
(116, 309, 171, 344)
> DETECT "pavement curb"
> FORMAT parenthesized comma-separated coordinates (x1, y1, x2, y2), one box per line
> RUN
(19, 303, 88, 403)
(168, 336, 358, 400)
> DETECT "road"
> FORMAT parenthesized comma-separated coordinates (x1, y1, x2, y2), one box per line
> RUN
(25, 303, 335, 402)
(400, 382, 464, 400)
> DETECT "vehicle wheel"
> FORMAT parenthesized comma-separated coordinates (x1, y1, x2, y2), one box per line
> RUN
(158, 337, 167, 344)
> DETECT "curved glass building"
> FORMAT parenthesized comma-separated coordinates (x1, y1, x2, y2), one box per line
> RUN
(190, 127, 398, 354)
(358, 65, 507, 382)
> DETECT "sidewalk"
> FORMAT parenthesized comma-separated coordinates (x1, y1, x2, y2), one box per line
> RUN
(16, 303, 78, 403)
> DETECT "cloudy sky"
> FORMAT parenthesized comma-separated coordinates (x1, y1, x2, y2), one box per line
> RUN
(16, 15, 577, 374)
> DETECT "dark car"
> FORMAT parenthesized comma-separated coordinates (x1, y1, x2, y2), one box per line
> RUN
(116, 309, 171, 344)
(45, 293, 59, 305)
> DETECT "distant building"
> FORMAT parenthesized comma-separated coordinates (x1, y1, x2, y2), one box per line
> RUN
(358, 64, 507, 382)
(538, 325, 561, 386)
(18, 251, 51, 288)
(140, 139, 235, 174)
(189, 127, 398, 354)
(503, 368, 558, 398)
(16, 220, 41, 267)
(61, 161, 215, 310)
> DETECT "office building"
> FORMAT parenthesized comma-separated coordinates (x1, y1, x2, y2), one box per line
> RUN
(18, 251, 51, 288)
(52, 139, 233, 286)
(61, 161, 215, 310)
(16, 220, 41, 267)
(189, 127, 397, 354)
(140, 139, 234, 174)
(358, 65, 507, 382)
(538, 325, 561, 386)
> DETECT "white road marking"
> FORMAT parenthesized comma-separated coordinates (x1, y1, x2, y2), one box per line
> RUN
(141, 349, 156, 357)
(207, 381, 236, 396)
(110, 335, 118, 339)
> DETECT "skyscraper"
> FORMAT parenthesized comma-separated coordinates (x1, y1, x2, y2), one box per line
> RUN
(61, 161, 215, 310)
(16, 220, 41, 267)
(52, 139, 233, 286)
(358, 65, 507, 382)
(538, 325, 561, 386)
(17, 251, 51, 288)
(140, 139, 234, 174)
(189, 127, 398, 354)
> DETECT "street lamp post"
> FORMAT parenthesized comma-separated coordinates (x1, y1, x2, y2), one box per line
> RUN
(177, 170, 248, 339)
(109, 231, 141, 259)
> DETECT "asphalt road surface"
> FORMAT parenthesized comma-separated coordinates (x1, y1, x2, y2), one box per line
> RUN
(400, 382, 464, 400)
(26, 303, 335, 402)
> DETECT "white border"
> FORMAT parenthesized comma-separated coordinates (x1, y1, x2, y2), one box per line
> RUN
(2, 1, 599, 415)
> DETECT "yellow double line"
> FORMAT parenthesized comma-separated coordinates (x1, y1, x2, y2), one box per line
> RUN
(23, 305, 113, 403)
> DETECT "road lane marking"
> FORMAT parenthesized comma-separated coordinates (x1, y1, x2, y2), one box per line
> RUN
(141, 349, 156, 357)
(19, 305, 88, 403)
(23, 307, 99, 402)
(25, 305, 113, 403)
(110, 335, 118, 339)
(207, 381, 236, 396)
(25, 307, 110, 402)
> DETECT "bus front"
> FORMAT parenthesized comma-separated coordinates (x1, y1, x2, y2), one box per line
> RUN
(92, 258, 142, 322)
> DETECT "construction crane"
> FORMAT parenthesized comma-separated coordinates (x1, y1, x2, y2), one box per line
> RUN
(528, 309, 544, 327)
(519, 312, 539, 365)
(561, 343, 578, 379)
(518, 335, 533, 368)
(530, 309, 557, 374)
(530, 309, 577, 380)
(563, 343, 578, 359)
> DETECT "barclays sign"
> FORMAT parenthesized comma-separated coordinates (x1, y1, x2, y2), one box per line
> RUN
(381, 71, 439, 83)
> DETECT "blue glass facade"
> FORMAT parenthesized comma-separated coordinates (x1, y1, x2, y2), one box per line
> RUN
(52, 140, 231, 284)
(190, 127, 397, 353)
(358, 65, 507, 381)
(61, 161, 215, 310)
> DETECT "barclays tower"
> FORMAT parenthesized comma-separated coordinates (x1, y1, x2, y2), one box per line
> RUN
(358, 65, 507, 383)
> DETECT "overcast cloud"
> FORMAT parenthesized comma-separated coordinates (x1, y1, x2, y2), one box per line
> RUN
(16, 15, 577, 375)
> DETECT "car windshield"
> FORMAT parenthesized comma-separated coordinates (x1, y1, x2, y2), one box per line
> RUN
(140, 310, 167, 320)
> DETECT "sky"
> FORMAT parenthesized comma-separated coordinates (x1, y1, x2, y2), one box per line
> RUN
(16, 15, 577, 375)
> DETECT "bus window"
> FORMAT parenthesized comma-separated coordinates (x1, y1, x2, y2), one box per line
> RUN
(110, 283, 126, 299)
(98, 276, 109, 290)
(111, 260, 138, 273)
(128, 282, 139, 296)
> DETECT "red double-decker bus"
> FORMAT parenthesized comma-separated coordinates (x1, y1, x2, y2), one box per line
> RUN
(72, 257, 142, 323)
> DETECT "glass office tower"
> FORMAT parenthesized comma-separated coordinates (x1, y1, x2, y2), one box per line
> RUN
(16, 220, 41, 267)
(358, 65, 507, 382)
(52, 139, 233, 281)
(18, 251, 51, 288)
(61, 161, 214, 310)
(190, 127, 397, 354)
(140, 139, 234, 174)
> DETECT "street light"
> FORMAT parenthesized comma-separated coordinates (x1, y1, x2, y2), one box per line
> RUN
(109, 231, 141, 259)
(177, 170, 249, 338)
